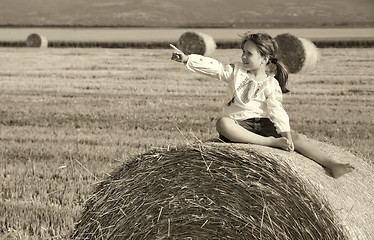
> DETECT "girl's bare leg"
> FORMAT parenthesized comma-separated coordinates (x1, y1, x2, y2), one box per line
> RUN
(216, 117, 289, 150)
(292, 132, 354, 178)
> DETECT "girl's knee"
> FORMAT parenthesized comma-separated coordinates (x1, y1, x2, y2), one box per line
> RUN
(216, 117, 233, 133)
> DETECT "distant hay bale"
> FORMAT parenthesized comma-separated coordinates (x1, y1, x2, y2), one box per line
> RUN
(275, 33, 319, 73)
(26, 33, 48, 48)
(72, 143, 349, 240)
(177, 31, 216, 56)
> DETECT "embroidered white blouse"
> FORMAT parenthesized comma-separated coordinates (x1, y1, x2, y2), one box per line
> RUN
(186, 54, 291, 133)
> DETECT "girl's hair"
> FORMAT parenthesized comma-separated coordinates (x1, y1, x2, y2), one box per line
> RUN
(240, 31, 289, 93)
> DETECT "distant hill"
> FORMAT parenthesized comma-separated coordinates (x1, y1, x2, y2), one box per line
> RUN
(1, 0, 373, 28)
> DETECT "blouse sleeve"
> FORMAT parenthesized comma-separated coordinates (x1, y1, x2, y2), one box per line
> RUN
(266, 78, 291, 133)
(185, 54, 234, 83)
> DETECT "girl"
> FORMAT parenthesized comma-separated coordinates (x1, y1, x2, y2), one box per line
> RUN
(171, 31, 354, 178)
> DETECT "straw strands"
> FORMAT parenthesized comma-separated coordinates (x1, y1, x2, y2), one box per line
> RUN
(72, 143, 348, 240)
(275, 33, 319, 73)
(26, 33, 48, 48)
(259, 139, 374, 240)
(177, 32, 216, 56)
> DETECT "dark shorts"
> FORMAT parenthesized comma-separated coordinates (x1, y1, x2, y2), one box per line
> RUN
(219, 117, 281, 142)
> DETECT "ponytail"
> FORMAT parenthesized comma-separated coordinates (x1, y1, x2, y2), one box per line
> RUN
(270, 58, 289, 93)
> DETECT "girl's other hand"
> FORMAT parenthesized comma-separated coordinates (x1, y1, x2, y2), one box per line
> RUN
(281, 131, 294, 151)
(288, 138, 295, 151)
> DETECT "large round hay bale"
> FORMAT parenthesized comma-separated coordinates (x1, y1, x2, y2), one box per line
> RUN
(72, 142, 357, 240)
(275, 33, 319, 73)
(26, 33, 48, 48)
(177, 31, 216, 56)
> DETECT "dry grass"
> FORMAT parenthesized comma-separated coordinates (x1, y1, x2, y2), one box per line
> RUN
(227, 140, 374, 240)
(72, 142, 349, 240)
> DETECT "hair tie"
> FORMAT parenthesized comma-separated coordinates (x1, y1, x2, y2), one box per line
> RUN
(270, 58, 278, 64)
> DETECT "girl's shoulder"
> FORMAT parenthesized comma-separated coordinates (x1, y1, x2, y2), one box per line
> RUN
(264, 76, 282, 94)
(267, 75, 280, 85)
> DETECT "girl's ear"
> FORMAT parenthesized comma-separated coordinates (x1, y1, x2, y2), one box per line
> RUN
(262, 56, 269, 65)
(264, 56, 270, 64)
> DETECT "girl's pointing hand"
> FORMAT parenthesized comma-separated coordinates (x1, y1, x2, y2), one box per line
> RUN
(170, 44, 188, 63)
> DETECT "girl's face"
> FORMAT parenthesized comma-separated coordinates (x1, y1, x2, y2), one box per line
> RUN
(241, 40, 265, 71)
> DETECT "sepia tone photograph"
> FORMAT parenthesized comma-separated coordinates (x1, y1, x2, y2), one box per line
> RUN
(0, 0, 373, 239)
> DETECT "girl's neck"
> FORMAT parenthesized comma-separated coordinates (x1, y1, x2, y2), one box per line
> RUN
(247, 68, 267, 81)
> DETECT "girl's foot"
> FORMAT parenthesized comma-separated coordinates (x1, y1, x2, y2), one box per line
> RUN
(330, 163, 355, 178)
(269, 137, 290, 150)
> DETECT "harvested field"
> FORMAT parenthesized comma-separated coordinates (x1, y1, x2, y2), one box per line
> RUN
(0, 47, 373, 239)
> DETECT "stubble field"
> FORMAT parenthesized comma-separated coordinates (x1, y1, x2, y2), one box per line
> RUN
(0, 47, 373, 239)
